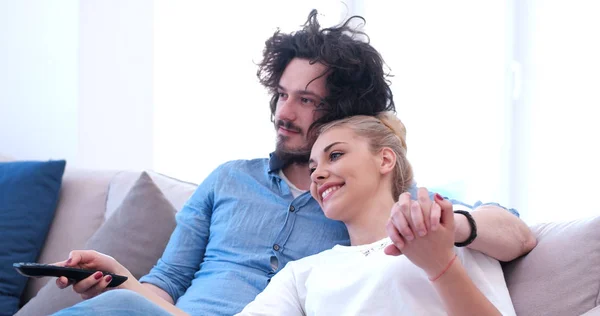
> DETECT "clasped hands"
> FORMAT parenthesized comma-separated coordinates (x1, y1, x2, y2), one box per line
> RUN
(384, 188, 463, 279)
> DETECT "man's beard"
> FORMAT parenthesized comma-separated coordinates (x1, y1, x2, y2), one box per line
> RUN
(273, 119, 311, 166)
(275, 135, 311, 167)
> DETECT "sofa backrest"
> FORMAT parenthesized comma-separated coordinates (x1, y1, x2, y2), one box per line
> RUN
(0, 153, 14, 162)
(22, 169, 119, 302)
(21, 169, 198, 305)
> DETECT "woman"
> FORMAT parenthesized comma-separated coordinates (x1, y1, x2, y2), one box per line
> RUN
(236, 113, 516, 315)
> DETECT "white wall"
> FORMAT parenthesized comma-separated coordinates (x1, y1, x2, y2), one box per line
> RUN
(0, 0, 154, 171)
(0, 0, 79, 163)
(78, 0, 153, 170)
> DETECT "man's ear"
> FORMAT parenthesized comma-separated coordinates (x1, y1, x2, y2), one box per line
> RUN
(379, 147, 396, 175)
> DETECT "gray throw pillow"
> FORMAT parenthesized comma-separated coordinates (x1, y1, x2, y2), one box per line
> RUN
(503, 216, 600, 316)
(16, 172, 177, 315)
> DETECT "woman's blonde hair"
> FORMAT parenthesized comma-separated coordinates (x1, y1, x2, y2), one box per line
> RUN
(317, 112, 413, 201)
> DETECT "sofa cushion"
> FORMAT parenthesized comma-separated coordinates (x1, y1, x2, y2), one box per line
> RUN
(503, 216, 600, 316)
(105, 170, 197, 219)
(16, 172, 177, 315)
(0, 160, 66, 316)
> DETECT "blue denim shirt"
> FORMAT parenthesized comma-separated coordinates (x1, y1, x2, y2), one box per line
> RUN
(139, 155, 349, 315)
(140, 154, 518, 315)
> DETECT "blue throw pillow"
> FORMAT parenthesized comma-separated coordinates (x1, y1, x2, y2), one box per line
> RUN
(0, 160, 66, 316)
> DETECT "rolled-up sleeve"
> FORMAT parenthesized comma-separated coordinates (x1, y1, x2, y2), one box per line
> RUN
(139, 165, 222, 302)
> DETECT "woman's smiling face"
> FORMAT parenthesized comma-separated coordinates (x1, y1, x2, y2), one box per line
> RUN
(309, 126, 384, 222)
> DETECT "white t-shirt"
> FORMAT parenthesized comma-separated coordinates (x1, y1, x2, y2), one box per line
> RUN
(279, 170, 307, 198)
(238, 238, 516, 316)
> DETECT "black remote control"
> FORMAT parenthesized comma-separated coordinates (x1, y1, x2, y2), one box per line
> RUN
(13, 262, 128, 287)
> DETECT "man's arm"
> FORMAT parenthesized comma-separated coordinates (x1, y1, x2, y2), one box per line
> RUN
(454, 205, 537, 262)
(390, 187, 536, 262)
(138, 164, 224, 302)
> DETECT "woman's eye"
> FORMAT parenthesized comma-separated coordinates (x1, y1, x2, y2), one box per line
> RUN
(330, 152, 343, 161)
(309, 167, 316, 175)
(278, 92, 288, 99)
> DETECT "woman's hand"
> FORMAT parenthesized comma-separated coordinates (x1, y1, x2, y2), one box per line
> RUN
(385, 188, 456, 278)
(54, 250, 135, 299)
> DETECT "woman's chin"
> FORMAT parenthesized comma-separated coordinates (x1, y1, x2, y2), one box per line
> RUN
(322, 204, 344, 221)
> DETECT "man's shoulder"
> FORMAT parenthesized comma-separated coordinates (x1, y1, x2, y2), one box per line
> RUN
(207, 157, 271, 179)
(217, 157, 270, 171)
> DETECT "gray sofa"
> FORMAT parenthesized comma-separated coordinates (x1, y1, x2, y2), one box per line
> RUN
(8, 162, 600, 315)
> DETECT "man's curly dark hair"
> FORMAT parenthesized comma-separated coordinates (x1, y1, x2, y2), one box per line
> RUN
(257, 9, 395, 133)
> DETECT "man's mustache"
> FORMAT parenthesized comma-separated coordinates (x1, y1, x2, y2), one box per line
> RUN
(275, 120, 302, 134)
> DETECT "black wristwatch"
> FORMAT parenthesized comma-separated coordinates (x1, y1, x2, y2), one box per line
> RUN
(454, 210, 477, 247)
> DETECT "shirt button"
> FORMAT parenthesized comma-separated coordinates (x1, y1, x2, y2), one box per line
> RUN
(289, 206, 295, 212)
(273, 244, 280, 251)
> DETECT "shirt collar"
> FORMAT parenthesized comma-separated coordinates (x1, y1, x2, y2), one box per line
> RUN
(268, 152, 284, 174)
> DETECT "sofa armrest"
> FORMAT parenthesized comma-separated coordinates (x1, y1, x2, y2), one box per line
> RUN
(503, 216, 600, 316)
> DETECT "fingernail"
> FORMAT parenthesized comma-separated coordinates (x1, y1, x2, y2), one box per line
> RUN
(418, 230, 426, 237)
(94, 272, 103, 280)
(434, 193, 443, 201)
(105, 275, 112, 283)
(406, 235, 414, 241)
(66, 258, 72, 265)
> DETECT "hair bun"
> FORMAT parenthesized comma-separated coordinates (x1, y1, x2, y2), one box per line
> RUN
(377, 111, 407, 151)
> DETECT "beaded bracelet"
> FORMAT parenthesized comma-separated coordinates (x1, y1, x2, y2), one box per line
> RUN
(429, 253, 458, 282)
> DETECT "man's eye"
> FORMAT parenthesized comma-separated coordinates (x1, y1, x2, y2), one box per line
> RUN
(300, 97, 314, 104)
(278, 92, 288, 99)
(330, 152, 343, 161)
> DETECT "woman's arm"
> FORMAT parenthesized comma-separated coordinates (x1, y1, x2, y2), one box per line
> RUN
(428, 255, 501, 316)
(125, 279, 188, 315)
(141, 283, 175, 304)
(55, 250, 188, 315)
(386, 189, 504, 315)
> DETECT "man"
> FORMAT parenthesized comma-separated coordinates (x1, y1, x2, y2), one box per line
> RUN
(53, 10, 536, 316)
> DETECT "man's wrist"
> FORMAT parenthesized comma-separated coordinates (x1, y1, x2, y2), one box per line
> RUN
(454, 213, 471, 244)
(453, 210, 478, 247)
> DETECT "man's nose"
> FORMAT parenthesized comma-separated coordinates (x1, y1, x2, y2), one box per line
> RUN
(277, 98, 297, 121)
